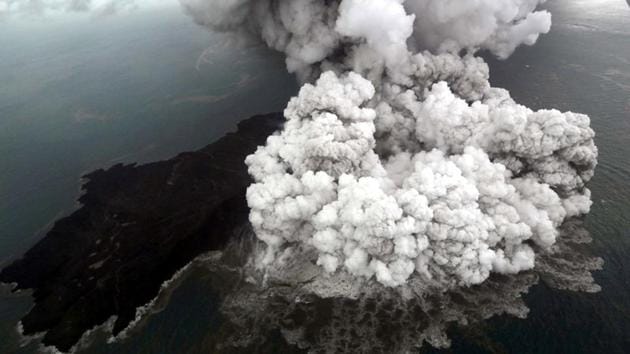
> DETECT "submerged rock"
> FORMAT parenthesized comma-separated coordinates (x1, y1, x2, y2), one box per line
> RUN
(0, 113, 283, 352)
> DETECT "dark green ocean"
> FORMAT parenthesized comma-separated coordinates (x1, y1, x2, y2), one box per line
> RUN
(1, 0, 629, 353)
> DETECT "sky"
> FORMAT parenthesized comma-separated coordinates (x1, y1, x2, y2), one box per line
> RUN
(0, 0, 177, 21)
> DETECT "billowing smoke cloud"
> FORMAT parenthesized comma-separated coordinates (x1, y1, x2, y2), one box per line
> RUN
(180, 0, 598, 290)
(179, 0, 552, 79)
(406, 0, 552, 58)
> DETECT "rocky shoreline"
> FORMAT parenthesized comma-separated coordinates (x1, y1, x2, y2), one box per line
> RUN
(0, 113, 283, 352)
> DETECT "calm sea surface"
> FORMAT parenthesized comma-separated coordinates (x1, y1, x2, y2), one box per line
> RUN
(0, 6, 298, 352)
(1, 0, 629, 353)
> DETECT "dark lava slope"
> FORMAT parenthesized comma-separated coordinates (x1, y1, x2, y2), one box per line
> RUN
(0, 113, 283, 352)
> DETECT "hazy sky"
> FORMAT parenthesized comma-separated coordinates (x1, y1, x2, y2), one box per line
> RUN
(0, 0, 177, 21)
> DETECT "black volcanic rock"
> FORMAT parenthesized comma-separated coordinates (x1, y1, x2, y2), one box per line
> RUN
(0, 113, 283, 352)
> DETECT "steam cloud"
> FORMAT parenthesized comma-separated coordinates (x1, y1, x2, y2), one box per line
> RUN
(179, 0, 598, 290)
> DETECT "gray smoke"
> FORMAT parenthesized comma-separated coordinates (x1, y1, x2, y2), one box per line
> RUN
(179, 0, 598, 290)
(179, 0, 553, 79)
(406, 0, 552, 58)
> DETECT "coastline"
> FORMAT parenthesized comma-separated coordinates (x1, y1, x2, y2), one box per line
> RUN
(0, 112, 284, 352)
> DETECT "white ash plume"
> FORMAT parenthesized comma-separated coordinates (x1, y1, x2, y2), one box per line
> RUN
(246, 71, 595, 289)
(180, 0, 598, 289)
